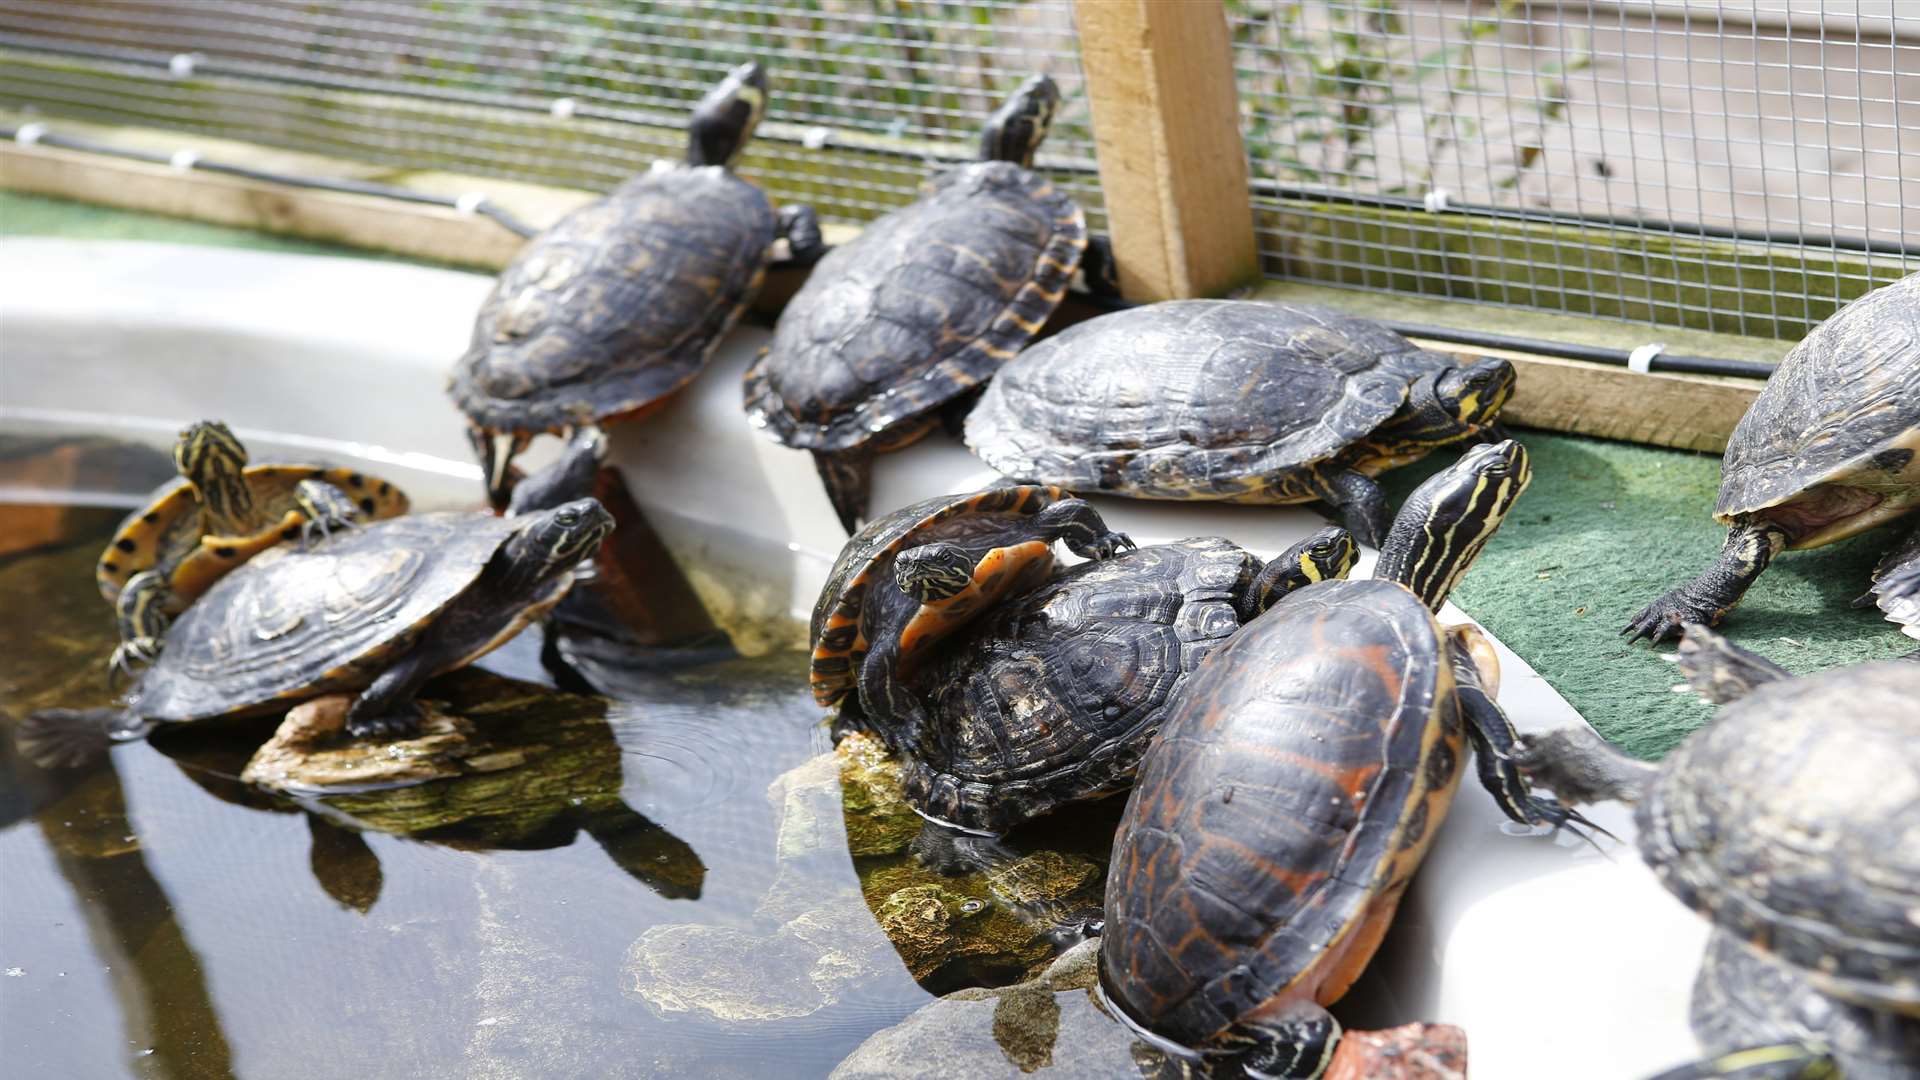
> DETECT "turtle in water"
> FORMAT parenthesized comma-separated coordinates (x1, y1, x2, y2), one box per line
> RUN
(96, 420, 409, 680)
(809, 485, 1132, 746)
(963, 299, 1516, 546)
(451, 61, 825, 508)
(902, 527, 1358, 836)
(1517, 626, 1920, 1080)
(62, 500, 611, 746)
(743, 74, 1101, 533)
(1625, 272, 1920, 643)
(1098, 439, 1592, 1078)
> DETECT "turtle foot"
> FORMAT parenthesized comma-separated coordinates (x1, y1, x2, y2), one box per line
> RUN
(1514, 726, 1656, 807)
(1511, 791, 1615, 848)
(344, 703, 422, 741)
(1622, 589, 1723, 644)
(106, 637, 161, 689)
(1069, 530, 1135, 561)
(299, 510, 356, 551)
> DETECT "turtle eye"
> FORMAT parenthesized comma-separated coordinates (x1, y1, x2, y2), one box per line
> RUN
(556, 510, 580, 527)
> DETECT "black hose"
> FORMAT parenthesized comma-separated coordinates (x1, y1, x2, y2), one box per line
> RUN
(1378, 320, 1777, 379)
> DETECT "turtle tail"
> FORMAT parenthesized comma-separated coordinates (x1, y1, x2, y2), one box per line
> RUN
(813, 448, 873, 536)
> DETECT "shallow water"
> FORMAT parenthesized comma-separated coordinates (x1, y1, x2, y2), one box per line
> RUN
(0, 479, 1136, 1079)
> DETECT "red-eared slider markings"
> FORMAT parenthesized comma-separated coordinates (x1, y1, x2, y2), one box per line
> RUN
(1102, 579, 1467, 1047)
(744, 161, 1085, 450)
(809, 485, 1064, 707)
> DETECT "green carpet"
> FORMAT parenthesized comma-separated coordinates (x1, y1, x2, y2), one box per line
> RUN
(6, 189, 1911, 759)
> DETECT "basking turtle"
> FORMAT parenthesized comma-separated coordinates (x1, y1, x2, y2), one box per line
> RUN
(452, 61, 824, 508)
(905, 527, 1358, 836)
(964, 300, 1516, 546)
(120, 499, 614, 739)
(1099, 439, 1588, 1078)
(1626, 272, 1920, 642)
(743, 74, 1099, 533)
(810, 485, 1132, 746)
(1518, 626, 1920, 1080)
(96, 420, 409, 679)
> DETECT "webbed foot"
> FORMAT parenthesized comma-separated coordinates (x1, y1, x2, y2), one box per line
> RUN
(106, 637, 161, 689)
(299, 509, 356, 550)
(344, 701, 422, 740)
(1513, 726, 1657, 807)
(1067, 529, 1135, 561)
(1623, 587, 1724, 644)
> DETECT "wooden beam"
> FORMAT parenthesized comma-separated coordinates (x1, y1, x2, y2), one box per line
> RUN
(1075, 0, 1259, 301)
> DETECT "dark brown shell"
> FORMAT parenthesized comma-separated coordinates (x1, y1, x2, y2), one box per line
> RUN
(965, 300, 1456, 500)
(904, 538, 1260, 834)
(808, 485, 1068, 708)
(452, 166, 777, 434)
(742, 160, 1085, 451)
(1717, 272, 1920, 521)
(1690, 931, 1920, 1077)
(1100, 578, 1467, 1048)
(1636, 659, 1920, 1015)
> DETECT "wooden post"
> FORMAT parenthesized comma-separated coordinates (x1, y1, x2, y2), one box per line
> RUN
(1074, 0, 1259, 301)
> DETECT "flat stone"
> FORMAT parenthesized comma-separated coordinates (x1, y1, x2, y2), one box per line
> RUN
(241, 695, 489, 792)
(1324, 1023, 1469, 1080)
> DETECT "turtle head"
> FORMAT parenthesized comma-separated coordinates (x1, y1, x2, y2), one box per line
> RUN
(687, 61, 768, 168)
(174, 420, 254, 531)
(509, 498, 615, 585)
(980, 74, 1059, 168)
(1246, 526, 1358, 616)
(1374, 357, 1516, 452)
(1377, 438, 1531, 612)
(894, 543, 977, 604)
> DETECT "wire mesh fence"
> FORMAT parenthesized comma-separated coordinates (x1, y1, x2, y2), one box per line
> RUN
(3, 1, 1915, 341)
(0, 0, 1103, 229)
(1233, 0, 1920, 339)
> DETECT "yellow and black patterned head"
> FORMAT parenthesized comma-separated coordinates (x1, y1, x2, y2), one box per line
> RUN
(894, 543, 977, 604)
(173, 420, 254, 532)
(1245, 525, 1359, 617)
(519, 497, 616, 572)
(1376, 438, 1532, 613)
(980, 74, 1059, 168)
(688, 61, 768, 168)
(1373, 357, 1517, 452)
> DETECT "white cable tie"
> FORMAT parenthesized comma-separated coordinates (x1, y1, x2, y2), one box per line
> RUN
(168, 149, 201, 172)
(454, 192, 489, 217)
(168, 53, 197, 79)
(1422, 188, 1451, 213)
(14, 122, 47, 146)
(549, 97, 577, 120)
(1627, 343, 1666, 374)
(801, 125, 832, 150)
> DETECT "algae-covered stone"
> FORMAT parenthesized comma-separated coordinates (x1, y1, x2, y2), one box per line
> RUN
(241, 694, 487, 791)
(835, 731, 921, 857)
(830, 939, 1192, 1080)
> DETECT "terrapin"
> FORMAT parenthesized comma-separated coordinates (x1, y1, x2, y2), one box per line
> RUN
(96, 420, 409, 679)
(1626, 272, 1920, 642)
(744, 74, 1101, 533)
(1099, 440, 1588, 1078)
(110, 500, 611, 740)
(809, 485, 1132, 746)
(903, 527, 1357, 836)
(1517, 626, 1920, 1080)
(451, 61, 824, 508)
(964, 300, 1516, 546)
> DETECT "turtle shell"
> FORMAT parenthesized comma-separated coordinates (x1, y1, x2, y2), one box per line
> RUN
(1100, 577, 1467, 1049)
(1636, 659, 1920, 1015)
(743, 160, 1085, 451)
(966, 300, 1456, 500)
(809, 484, 1069, 709)
(1690, 931, 1920, 1079)
(129, 512, 526, 724)
(95, 465, 411, 608)
(1717, 273, 1920, 540)
(904, 538, 1260, 834)
(452, 165, 778, 434)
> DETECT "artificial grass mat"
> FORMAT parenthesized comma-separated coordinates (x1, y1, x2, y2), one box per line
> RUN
(8, 188, 1912, 759)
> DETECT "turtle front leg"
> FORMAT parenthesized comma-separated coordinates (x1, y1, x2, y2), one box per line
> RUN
(1624, 518, 1788, 644)
(343, 650, 438, 739)
(292, 478, 359, 549)
(1032, 497, 1134, 561)
(1078, 236, 1120, 299)
(777, 203, 827, 266)
(107, 569, 172, 686)
(1318, 468, 1390, 549)
(1674, 624, 1790, 704)
(813, 448, 873, 536)
(1447, 634, 1609, 836)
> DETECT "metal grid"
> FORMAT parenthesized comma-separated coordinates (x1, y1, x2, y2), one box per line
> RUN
(1233, 0, 1920, 340)
(0, 0, 1103, 231)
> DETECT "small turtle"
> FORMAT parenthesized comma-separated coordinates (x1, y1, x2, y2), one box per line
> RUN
(809, 485, 1132, 747)
(1518, 626, 1920, 1080)
(904, 527, 1358, 836)
(1626, 272, 1920, 642)
(1099, 440, 1587, 1078)
(452, 61, 825, 508)
(96, 420, 409, 679)
(743, 74, 1101, 533)
(964, 300, 1516, 546)
(119, 500, 613, 739)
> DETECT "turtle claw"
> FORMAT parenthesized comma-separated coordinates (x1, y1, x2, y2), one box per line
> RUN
(106, 637, 161, 690)
(299, 511, 356, 552)
(1520, 793, 1617, 850)
(344, 703, 422, 741)
(1071, 530, 1135, 561)
(1622, 589, 1719, 644)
